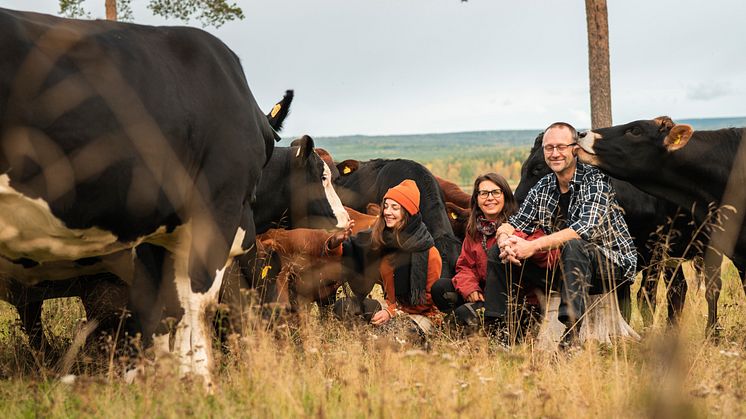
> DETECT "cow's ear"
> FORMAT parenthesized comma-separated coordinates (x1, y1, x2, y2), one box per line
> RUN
(293, 135, 315, 161)
(663, 124, 693, 151)
(337, 159, 359, 176)
(366, 203, 381, 216)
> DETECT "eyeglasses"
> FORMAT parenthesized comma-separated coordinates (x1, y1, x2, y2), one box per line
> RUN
(543, 143, 577, 153)
(478, 189, 503, 199)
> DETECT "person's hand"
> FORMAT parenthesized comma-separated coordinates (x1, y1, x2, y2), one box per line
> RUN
(370, 309, 392, 326)
(466, 291, 484, 303)
(510, 235, 537, 260)
(499, 236, 522, 265)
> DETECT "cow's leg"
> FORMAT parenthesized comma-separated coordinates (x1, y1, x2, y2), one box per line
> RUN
(79, 273, 131, 350)
(704, 259, 723, 337)
(170, 206, 248, 389)
(19, 299, 47, 352)
(272, 265, 293, 311)
(637, 271, 658, 327)
(7, 281, 50, 353)
(665, 269, 688, 324)
(615, 281, 632, 322)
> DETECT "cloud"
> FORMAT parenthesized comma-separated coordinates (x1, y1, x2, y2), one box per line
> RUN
(686, 82, 731, 101)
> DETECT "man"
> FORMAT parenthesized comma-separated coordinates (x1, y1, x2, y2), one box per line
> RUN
(484, 122, 636, 345)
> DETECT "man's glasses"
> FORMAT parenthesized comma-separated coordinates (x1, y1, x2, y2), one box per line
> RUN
(543, 143, 577, 153)
(478, 189, 503, 199)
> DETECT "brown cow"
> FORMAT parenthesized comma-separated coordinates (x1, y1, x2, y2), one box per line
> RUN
(257, 228, 342, 310)
(255, 206, 375, 309)
(345, 206, 378, 234)
(366, 203, 381, 216)
(435, 175, 471, 209)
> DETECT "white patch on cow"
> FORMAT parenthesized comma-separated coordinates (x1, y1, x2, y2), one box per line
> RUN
(577, 131, 600, 153)
(321, 162, 350, 228)
(169, 221, 237, 390)
(0, 174, 127, 262)
(228, 227, 247, 258)
(577, 131, 601, 165)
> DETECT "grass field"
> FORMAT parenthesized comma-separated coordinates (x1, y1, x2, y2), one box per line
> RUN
(1, 261, 745, 418)
(3, 119, 746, 417)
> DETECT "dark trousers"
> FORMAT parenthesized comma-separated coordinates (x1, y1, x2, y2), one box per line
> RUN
(430, 277, 483, 326)
(483, 239, 625, 328)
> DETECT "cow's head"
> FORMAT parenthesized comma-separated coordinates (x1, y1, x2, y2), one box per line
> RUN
(289, 135, 350, 230)
(315, 148, 340, 182)
(445, 201, 469, 241)
(336, 159, 360, 177)
(576, 116, 694, 182)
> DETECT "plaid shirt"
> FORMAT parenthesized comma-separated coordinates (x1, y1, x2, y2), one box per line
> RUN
(509, 162, 637, 282)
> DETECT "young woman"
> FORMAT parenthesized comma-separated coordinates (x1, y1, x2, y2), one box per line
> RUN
(431, 173, 518, 328)
(326, 179, 442, 332)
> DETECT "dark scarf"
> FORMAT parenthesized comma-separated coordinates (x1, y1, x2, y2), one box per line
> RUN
(380, 213, 434, 306)
(476, 215, 498, 251)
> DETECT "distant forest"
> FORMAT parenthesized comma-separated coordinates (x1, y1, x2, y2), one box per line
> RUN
(306, 116, 746, 188)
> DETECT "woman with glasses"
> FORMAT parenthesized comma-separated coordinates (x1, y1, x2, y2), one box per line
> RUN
(325, 179, 443, 335)
(430, 172, 518, 330)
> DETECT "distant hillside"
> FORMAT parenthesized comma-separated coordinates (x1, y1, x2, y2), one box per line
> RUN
(309, 116, 746, 162)
(679, 116, 746, 130)
(311, 130, 538, 162)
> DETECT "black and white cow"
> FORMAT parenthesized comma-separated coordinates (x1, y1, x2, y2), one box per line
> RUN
(515, 132, 709, 323)
(577, 116, 746, 332)
(254, 136, 349, 234)
(219, 136, 349, 322)
(0, 8, 276, 387)
(5, 90, 298, 353)
(333, 158, 462, 280)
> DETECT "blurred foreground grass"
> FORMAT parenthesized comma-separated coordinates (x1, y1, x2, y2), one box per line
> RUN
(0, 261, 745, 418)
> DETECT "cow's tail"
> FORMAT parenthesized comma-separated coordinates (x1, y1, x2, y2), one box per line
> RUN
(266, 89, 294, 132)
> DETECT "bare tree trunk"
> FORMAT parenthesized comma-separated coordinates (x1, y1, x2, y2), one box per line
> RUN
(105, 0, 117, 21)
(585, 0, 611, 129)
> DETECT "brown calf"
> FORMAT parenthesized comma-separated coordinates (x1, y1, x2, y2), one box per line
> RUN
(257, 228, 342, 310)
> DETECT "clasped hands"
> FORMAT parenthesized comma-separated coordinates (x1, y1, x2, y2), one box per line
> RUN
(497, 233, 537, 266)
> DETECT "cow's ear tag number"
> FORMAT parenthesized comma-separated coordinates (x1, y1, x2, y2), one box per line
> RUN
(270, 103, 282, 118)
(450, 212, 458, 220)
(673, 134, 682, 145)
(261, 265, 272, 279)
(343, 166, 352, 174)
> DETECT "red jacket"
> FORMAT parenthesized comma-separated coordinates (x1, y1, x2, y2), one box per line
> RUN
(452, 232, 495, 299)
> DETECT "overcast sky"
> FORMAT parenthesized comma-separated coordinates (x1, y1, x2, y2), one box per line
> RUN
(4, 1, 746, 136)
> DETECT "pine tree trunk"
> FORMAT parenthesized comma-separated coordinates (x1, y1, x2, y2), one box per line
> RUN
(585, 0, 611, 129)
(105, 0, 117, 21)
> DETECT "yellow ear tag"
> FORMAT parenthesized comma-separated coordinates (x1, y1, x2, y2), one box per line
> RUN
(450, 212, 458, 220)
(343, 166, 352, 174)
(673, 134, 682, 145)
(270, 103, 281, 118)
(261, 265, 271, 279)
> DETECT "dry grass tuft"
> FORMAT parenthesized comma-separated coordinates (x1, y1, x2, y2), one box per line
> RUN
(1, 262, 745, 417)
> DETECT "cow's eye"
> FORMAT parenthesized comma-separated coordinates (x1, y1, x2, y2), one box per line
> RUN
(627, 126, 642, 136)
(321, 175, 328, 182)
(531, 165, 544, 176)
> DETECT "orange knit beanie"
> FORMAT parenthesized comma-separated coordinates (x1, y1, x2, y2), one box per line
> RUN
(383, 179, 420, 215)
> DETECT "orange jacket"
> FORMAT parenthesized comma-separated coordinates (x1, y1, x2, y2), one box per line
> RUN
(380, 247, 442, 317)
(326, 235, 443, 318)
